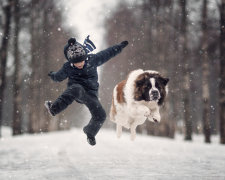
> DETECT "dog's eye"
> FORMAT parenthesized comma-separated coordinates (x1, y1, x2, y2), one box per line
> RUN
(155, 82, 159, 88)
(145, 83, 151, 89)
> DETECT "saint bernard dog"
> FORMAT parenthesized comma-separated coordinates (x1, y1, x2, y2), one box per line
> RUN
(110, 69, 169, 140)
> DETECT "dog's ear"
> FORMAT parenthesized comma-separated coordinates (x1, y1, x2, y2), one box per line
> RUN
(136, 73, 148, 87)
(159, 77, 169, 86)
(136, 78, 145, 86)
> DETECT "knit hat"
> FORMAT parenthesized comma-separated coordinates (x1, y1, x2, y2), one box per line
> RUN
(66, 38, 87, 63)
(64, 36, 96, 63)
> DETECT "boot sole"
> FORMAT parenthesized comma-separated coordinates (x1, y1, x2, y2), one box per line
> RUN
(44, 101, 55, 117)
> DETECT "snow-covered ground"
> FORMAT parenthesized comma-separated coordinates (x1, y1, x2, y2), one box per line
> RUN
(0, 127, 225, 180)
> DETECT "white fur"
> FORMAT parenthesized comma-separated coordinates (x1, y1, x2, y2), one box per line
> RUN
(144, 70, 159, 75)
(110, 69, 162, 141)
(165, 84, 169, 95)
(124, 69, 144, 105)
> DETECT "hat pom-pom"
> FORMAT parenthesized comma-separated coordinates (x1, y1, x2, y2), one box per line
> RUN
(68, 38, 76, 45)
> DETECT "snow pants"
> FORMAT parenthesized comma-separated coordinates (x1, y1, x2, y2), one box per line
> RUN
(50, 84, 106, 137)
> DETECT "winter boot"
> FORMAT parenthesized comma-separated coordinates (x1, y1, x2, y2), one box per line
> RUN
(87, 135, 96, 146)
(83, 128, 96, 146)
(44, 101, 55, 116)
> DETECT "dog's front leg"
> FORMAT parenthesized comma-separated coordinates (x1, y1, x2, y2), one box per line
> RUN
(130, 123, 137, 141)
(129, 104, 150, 118)
(116, 124, 122, 138)
(149, 106, 161, 123)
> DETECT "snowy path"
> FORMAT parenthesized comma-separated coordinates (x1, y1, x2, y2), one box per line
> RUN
(0, 128, 225, 180)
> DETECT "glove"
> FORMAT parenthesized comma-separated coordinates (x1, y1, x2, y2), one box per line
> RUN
(120, 41, 128, 48)
(48, 71, 54, 77)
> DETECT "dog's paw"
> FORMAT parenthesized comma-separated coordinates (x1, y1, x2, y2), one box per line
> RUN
(130, 134, 136, 141)
(152, 113, 161, 123)
(146, 115, 154, 122)
(145, 112, 160, 123)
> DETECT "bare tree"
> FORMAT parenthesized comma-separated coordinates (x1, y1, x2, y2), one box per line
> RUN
(220, 0, 225, 144)
(201, 0, 211, 143)
(180, 0, 192, 141)
(0, 0, 13, 137)
(38, 1, 52, 132)
(12, 0, 22, 135)
(28, 0, 39, 133)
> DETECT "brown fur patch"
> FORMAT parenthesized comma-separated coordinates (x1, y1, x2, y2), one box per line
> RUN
(134, 73, 149, 101)
(116, 79, 127, 104)
(110, 96, 117, 121)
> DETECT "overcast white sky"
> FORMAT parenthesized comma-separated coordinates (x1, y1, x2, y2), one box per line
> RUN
(59, 0, 121, 52)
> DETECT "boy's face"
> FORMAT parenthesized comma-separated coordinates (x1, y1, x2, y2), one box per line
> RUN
(74, 61, 85, 69)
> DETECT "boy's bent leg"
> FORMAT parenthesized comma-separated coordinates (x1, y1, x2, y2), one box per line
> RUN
(83, 94, 106, 137)
(50, 84, 85, 115)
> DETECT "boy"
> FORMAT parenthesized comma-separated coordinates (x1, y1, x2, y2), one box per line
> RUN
(45, 36, 128, 146)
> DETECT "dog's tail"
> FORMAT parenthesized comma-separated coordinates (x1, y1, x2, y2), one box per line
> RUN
(110, 85, 117, 122)
(109, 85, 117, 122)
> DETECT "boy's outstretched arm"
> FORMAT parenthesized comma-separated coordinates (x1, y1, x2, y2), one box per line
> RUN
(94, 41, 128, 66)
(48, 65, 68, 82)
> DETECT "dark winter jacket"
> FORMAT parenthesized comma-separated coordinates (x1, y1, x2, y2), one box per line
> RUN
(49, 44, 124, 92)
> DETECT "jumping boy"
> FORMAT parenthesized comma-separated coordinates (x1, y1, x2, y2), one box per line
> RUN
(45, 36, 128, 146)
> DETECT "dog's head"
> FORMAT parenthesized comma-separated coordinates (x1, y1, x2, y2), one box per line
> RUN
(134, 71, 169, 105)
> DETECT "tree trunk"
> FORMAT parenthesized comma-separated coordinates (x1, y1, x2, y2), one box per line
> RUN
(0, 0, 13, 137)
(12, 0, 22, 136)
(180, 0, 192, 141)
(201, 0, 211, 143)
(28, 1, 39, 133)
(220, 0, 225, 144)
(40, 8, 51, 132)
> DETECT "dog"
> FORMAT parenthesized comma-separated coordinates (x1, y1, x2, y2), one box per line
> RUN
(110, 69, 169, 140)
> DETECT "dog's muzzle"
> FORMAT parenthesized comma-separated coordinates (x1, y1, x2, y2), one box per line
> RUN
(150, 90, 160, 101)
